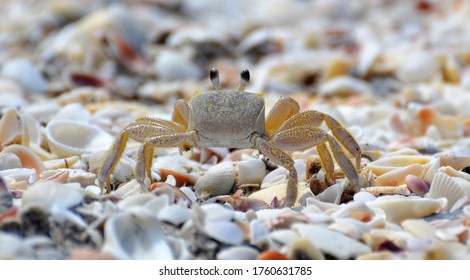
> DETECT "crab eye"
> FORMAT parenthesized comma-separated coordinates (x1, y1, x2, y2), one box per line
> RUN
(209, 67, 221, 89)
(238, 69, 250, 91)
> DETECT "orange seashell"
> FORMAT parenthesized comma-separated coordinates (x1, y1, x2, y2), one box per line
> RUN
(159, 168, 194, 187)
(149, 181, 170, 192)
(257, 250, 288, 260)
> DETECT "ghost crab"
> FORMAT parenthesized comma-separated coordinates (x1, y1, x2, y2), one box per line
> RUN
(98, 68, 361, 207)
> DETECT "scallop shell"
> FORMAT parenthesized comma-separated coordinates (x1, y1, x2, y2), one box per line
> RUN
(194, 162, 235, 199)
(21, 181, 84, 212)
(426, 172, 466, 211)
(46, 120, 114, 157)
(102, 208, 174, 260)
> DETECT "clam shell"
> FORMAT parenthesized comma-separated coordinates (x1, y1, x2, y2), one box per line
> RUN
(426, 172, 466, 211)
(316, 183, 343, 204)
(46, 120, 114, 157)
(2, 145, 45, 177)
(249, 182, 309, 207)
(157, 205, 190, 226)
(236, 158, 267, 186)
(194, 162, 235, 199)
(53, 103, 91, 123)
(204, 221, 244, 245)
(102, 209, 174, 260)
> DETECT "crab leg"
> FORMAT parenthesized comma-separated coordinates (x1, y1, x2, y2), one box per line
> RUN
(265, 97, 300, 137)
(271, 126, 359, 188)
(254, 136, 298, 208)
(172, 99, 190, 129)
(98, 118, 187, 192)
(275, 110, 361, 169)
(135, 132, 195, 190)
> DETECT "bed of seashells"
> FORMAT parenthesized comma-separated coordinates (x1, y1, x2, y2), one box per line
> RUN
(2, 0, 470, 260)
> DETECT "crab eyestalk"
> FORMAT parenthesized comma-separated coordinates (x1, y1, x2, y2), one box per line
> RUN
(210, 67, 222, 90)
(238, 68, 250, 91)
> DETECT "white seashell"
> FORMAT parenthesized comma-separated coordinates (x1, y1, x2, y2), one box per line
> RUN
(0, 58, 46, 94)
(204, 221, 244, 245)
(1, 145, 45, 177)
(396, 52, 439, 83)
(357, 42, 381, 77)
(0, 153, 22, 170)
(111, 179, 146, 198)
(366, 196, 443, 224)
(46, 120, 114, 157)
(267, 229, 299, 247)
(102, 209, 174, 260)
(0, 168, 37, 184)
(43, 156, 80, 170)
(118, 193, 157, 210)
(0, 93, 27, 108)
(423, 157, 440, 184)
(157, 205, 190, 226)
(154, 49, 201, 80)
(236, 158, 267, 186)
(353, 191, 376, 203)
(426, 172, 466, 211)
(216, 246, 259, 260)
(318, 76, 373, 98)
(293, 224, 371, 259)
(435, 225, 468, 243)
(249, 182, 309, 207)
(195, 162, 235, 199)
(0, 233, 35, 259)
(179, 187, 197, 203)
(316, 183, 343, 204)
(260, 168, 288, 189)
(201, 203, 234, 223)
(53, 103, 91, 123)
(21, 113, 42, 147)
(84, 185, 101, 195)
(249, 219, 269, 246)
(364, 185, 411, 196)
(367, 156, 433, 176)
(375, 164, 424, 186)
(22, 182, 84, 212)
(142, 195, 170, 215)
(0, 108, 22, 147)
(23, 102, 61, 124)
(42, 169, 96, 188)
(328, 218, 372, 240)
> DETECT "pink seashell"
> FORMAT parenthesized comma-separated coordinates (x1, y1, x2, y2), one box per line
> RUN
(405, 174, 429, 197)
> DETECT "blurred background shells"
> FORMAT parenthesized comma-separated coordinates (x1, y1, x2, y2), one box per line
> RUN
(2, 0, 470, 260)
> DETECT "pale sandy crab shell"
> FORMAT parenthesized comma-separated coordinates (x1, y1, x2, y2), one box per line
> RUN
(46, 120, 114, 157)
